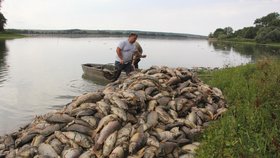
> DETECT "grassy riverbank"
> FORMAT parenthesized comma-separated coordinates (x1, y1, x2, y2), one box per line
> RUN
(209, 38, 280, 47)
(197, 59, 280, 157)
(0, 32, 25, 39)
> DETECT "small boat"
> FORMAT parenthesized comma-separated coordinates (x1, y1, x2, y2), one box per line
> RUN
(82, 63, 128, 84)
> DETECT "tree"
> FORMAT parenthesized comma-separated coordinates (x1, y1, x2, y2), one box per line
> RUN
(0, 0, 6, 31)
(0, 12, 6, 31)
(224, 27, 233, 36)
(213, 28, 225, 38)
(244, 27, 258, 39)
(255, 26, 280, 43)
(254, 12, 280, 27)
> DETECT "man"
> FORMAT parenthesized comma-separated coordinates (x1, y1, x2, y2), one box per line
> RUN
(111, 33, 138, 82)
(132, 41, 147, 69)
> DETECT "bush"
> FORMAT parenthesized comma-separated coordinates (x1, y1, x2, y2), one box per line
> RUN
(255, 27, 279, 43)
(197, 59, 280, 158)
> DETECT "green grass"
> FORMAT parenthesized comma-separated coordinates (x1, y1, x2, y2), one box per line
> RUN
(197, 59, 280, 158)
(0, 31, 25, 39)
(209, 38, 280, 47)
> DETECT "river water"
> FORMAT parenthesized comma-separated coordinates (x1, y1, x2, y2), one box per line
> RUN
(0, 37, 279, 134)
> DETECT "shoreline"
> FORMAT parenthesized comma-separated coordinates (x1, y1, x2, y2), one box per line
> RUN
(208, 38, 280, 47)
(0, 32, 26, 40)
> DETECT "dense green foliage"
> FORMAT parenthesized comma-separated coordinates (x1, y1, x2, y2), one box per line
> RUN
(197, 59, 280, 157)
(0, 0, 6, 31)
(209, 12, 280, 44)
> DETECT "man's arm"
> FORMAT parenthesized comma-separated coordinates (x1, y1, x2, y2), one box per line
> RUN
(116, 47, 124, 64)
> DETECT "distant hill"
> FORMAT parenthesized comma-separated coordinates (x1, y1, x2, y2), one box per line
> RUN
(6, 29, 207, 39)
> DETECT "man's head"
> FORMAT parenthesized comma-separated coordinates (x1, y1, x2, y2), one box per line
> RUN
(128, 33, 138, 43)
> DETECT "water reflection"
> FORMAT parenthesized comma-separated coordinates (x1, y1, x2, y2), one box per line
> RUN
(0, 40, 8, 87)
(208, 41, 280, 60)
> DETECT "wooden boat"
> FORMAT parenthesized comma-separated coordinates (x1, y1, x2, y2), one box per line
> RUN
(81, 63, 116, 83)
(82, 63, 130, 85)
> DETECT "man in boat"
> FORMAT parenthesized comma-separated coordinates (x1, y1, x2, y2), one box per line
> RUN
(111, 33, 138, 82)
(132, 41, 147, 70)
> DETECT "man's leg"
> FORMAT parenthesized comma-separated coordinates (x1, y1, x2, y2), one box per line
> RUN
(124, 62, 133, 76)
(134, 58, 141, 69)
(112, 61, 123, 82)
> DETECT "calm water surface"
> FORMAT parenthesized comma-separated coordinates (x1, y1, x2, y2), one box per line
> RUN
(0, 37, 279, 134)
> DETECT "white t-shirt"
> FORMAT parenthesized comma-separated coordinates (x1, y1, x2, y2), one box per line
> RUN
(116, 40, 136, 63)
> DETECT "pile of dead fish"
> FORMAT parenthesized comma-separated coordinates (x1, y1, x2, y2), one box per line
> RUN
(0, 66, 227, 158)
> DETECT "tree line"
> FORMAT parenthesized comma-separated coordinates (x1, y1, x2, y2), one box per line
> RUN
(209, 12, 280, 43)
(0, 0, 6, 32)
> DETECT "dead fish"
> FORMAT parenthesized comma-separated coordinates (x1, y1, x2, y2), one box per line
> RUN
(96, 101, 111, 115)
(127, 112, 138, 124)
(129, 132, 148, 154)
(4, 135, 14, 148)
(79, 150, 95, 158)
(146, 111, 158, 128)
(62, 148, 82, 158)
(145, 87, 158, 96)
(17, 145, 37, 157)
(111, 96, 128, 109)
(103, 131, 118, 157)
(93, 114, 118, 137)
(140, 80, 156, 87)
(38, 143, 59, 157)
(75, 108, 96, 117)
(166, 76, 181, 86)
(15, 133, 37, 148)
(95, 120, 121, 150)
(63, 132, 93, 148)
(116, 123, 132, 147)
(63, 123, 93, 136)
(69, 92, 103, 108)
(81, 116, 98, 128)
(111, 106, 127, 121)
(128, 147, 146, 158)
(187, 111, 197, 125)
(146, 68, 161, 75)
(179, 154, 195, 158)
(158, 142, 178, 157)
(214, 107, 228, 119)
(31, 135, 46, 147)
(158, 131, 179, 141)
(49, 138, 64, 155)
(157, 97, 171, 106)
(129, 83, 145, 91)
(146, 136, 160, 148)
(54, 131, 70, 144)
(155, 107, 174, 124)
(144, 146, 158, 158)
(165, 122, 185, 130)
(182, 143, 199, 154)
(147, 100, 158, 112)
(45, 113, 75, 123)
(180, 87, 198, 94)
(40, 123, 66, 136)
(109, 146, 124, 158)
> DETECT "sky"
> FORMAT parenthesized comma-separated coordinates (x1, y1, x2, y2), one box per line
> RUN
(1, 0, 280, 35)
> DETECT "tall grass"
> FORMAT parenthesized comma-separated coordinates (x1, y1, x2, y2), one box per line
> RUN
(197, 59, 280, 157)
(0, 32, 25, 39)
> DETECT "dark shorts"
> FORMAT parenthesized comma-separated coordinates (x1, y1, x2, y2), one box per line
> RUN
(111, 61, 133, 81)
(115, 61, 133, 75)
